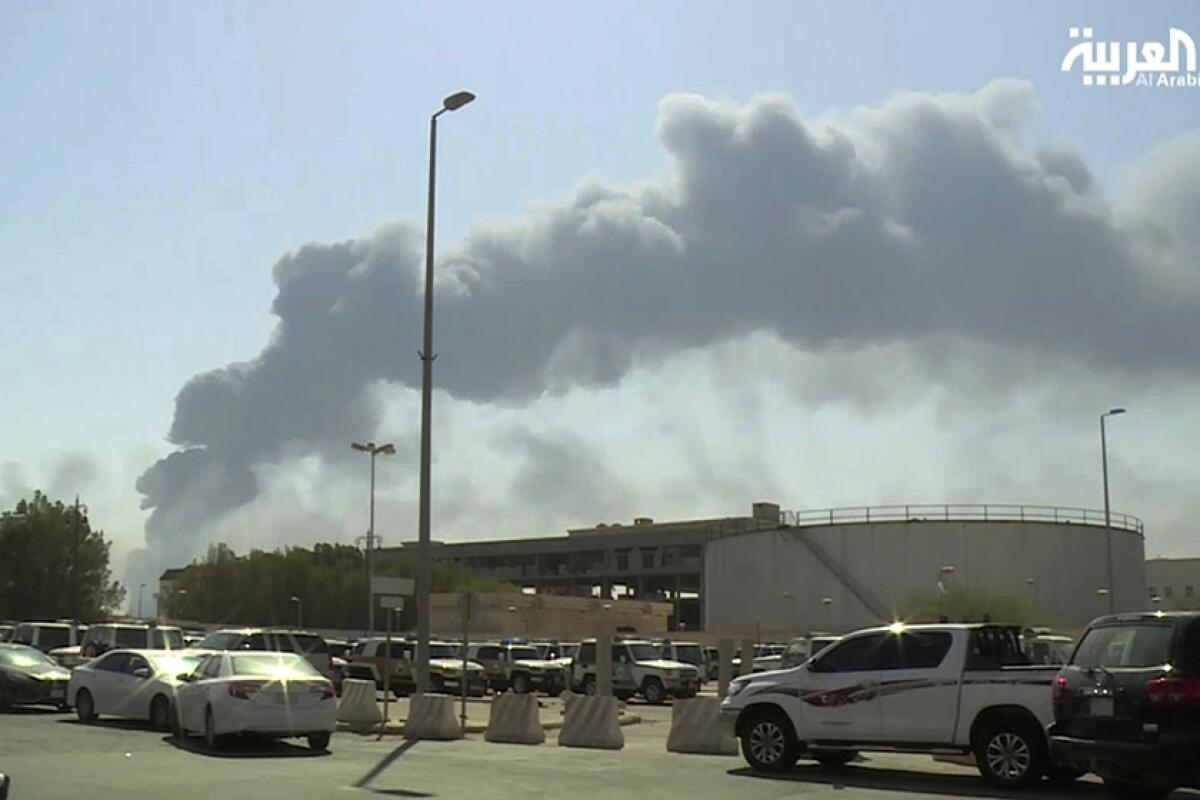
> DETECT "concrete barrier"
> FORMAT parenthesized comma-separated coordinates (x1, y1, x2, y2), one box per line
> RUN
(336, 678, 382, 733)
(666, 697, 737, 755)
(484, 691, 545, 745)
(404, 693, 463, 741)
(557, 692, 623, 750)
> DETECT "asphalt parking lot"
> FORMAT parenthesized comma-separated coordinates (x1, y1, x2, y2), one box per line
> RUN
(2, 699, 1198, 800)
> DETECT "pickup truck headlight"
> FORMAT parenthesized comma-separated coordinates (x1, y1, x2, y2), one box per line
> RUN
(664, 669, 679, 678)
(727, 679, 748, 697)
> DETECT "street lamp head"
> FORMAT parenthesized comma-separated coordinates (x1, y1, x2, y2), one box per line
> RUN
(443, 91, 476, 111)
(351, 442, 371, 452)
(1105, 408, 1127, 417)
(940, 565, 955, 575)
(291, 595, 301, 603)
(1097, 588, 1111, 596)
(377, 443, 396, 455)
(822, 597, 833, 606)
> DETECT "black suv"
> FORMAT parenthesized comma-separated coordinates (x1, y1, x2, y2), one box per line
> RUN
(1050, 611, 1200, 799)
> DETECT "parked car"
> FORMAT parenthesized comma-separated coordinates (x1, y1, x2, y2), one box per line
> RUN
(780, 634, 841, 670)
(1050, 611, 1200, 799)
(9, 622, 86, 653)
(467, 641, 567, 694)
(571, 638, 700, 703)
(68, 649, 203, 729)
(704, 646, 720, 681)
(80, 623, 184, 658)
(657, 641, 708, 681)
(48, 645, 87, 669)
(1021, 630, 1074, 665)
(173, 651, 335, 751)
(193, 628, 333, 679)
(722, 623, 1073, 787)
(0, 644, 71, 709)
(345, 637, 486, 696)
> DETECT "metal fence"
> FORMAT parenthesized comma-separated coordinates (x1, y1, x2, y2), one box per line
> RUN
(778, 504, 1144, 535)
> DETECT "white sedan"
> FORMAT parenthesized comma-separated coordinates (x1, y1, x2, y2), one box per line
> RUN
(174, 651, 336, 751)
(68, 649, 203, 729)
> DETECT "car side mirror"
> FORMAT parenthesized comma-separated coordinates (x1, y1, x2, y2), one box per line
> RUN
(133, 667, 152, 679)
(176, 673, 193, 682)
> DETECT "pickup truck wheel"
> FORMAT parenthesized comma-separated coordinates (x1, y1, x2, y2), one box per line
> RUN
(642, 678, 666, 705)
(1101, 779, 1171, 800)
(813, 749, 857, 768)
(511, 673, 531, 694)
(581, 677, 597, 697)
(973, 718, 1046, 788)
(739, 708, 798, 773)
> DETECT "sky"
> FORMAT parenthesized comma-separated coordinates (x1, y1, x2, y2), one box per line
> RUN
(2, 1, 1199, 602)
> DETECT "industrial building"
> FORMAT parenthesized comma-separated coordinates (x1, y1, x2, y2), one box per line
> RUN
(391, 501, 1147, 634)
(1145, 557, 1200, 610)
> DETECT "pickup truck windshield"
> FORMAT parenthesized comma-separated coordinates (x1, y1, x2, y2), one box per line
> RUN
(1072, 624, 1173, 669)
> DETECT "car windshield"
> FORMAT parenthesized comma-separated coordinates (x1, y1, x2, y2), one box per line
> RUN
(1072, 624, 1174, 669)
(509, 647, 540, 661)
(196, 632, 244, 651)
(674, 645, 703, 664)
(627, 644, 659, 661)
(429, 644, 458, 659)
(231, 654, 321, 678)
(0, 647, 58, 673)
(148, 652, 203, 676)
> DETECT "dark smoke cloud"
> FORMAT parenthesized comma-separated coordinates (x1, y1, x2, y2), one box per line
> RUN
(134, 80, 1200, 577)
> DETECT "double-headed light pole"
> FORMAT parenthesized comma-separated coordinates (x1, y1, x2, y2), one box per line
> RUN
(352, 441, 396, 633)
(1101, 407, 1126, 613)
(416, 90, 475, 694)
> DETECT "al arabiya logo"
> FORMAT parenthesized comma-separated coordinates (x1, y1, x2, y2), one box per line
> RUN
(1062, 27, 1199, 87)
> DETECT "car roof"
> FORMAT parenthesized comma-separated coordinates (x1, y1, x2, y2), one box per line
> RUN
(1090, 611, 1200, 625)
(207, 627, 324, 637)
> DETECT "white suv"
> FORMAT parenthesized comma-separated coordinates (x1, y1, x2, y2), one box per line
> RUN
(571, 639, 700, 704)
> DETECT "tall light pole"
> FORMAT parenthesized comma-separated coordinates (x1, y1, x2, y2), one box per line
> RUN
(291, 595, 303, 629)
(1101, 407, 1126, 613)
(352, 441, 396, 635)
(416, 89, 475, 695)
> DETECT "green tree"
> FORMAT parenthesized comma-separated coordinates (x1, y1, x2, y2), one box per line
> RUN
(0, 492, 126, 620)
(170, 542, 515, 629)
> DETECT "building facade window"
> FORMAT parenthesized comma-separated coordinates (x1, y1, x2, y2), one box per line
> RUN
(1149, 587, 1157, 598)
(1165, 586, 1174, 598)
(1188, 586, 1195, 598)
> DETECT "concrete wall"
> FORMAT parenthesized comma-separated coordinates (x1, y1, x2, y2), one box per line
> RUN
(1145, 558, 1200, 610)
(705, 520, 1146, 635)
(429, 592, 673, 640)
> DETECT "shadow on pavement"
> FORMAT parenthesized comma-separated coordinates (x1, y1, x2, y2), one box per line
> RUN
(727, 764, 1105, 799)
(57, 717, 163, 733)
(366, 790, 435, 798)
(3, 707, 65, 716)
(167, 734, 329, 759)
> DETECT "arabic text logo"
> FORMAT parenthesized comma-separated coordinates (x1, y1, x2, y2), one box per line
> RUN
(1062, 27, 1199, 87)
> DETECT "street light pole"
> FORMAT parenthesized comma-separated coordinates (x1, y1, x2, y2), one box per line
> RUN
(291, 595, 303, 628)
(416, 90, 475, 695)
(353, 441, 396, 635)
(1101, 407, 1126, 614)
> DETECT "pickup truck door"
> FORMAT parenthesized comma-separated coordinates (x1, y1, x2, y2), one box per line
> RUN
(796, 633, 886, 742)
(876, 629, 960, 742)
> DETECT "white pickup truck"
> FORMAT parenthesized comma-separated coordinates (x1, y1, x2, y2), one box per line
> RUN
(721, 623, 1078, 788)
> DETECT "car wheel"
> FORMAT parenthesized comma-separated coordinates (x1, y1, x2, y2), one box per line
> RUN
(1103, 779, 1171, 800)
(307, 732, 331, 751)
(75, 689, 96, 722)
(813, 749, 857, 768)
(642, 678, 666, 705)
(203, 707, 222, 751)
(581, 676, 597, 696)
(973, 717, 1046, 788)
(149, 695, 171, 731)
(739, 707, 798, 773)
(511, 674, 531, 694)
